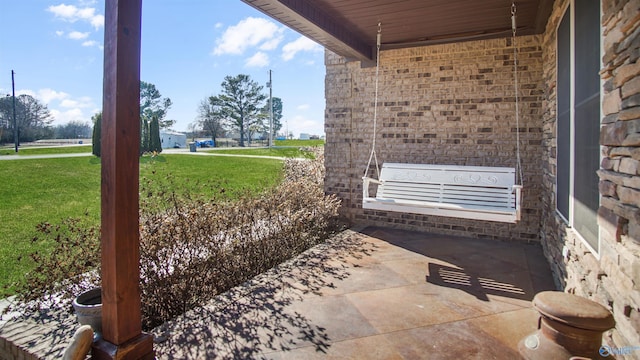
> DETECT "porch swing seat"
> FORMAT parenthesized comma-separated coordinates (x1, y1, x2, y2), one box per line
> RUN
(362, 163, 522, 223)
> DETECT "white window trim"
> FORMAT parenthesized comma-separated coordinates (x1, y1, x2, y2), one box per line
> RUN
(554, 0, 603, 258)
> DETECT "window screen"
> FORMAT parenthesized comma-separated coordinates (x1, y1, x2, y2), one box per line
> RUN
(573, 0, 601, 250)
(556, 9, 571, 220)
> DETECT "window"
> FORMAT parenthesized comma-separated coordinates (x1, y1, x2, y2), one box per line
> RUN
(556, 0, 601, 254)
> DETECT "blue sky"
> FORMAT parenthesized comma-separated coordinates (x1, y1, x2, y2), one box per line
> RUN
(0, 0, 326, 137)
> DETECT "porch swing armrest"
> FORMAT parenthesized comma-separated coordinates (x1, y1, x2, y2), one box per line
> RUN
(362, 177, 383, 199)
(512, 185, 523, 221)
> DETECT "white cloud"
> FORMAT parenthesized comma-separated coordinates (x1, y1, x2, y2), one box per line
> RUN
(47, 3, 104, 30)
(60, 96, 93, 108)
(245, 52, 269, 68)
(49, 95, 97, 125)
(60, 99, 80, 108)
(214, 22, 223, 29)
(82, 40, 98, 47)
(68, 31, 89, 40)
(282, 36, 322, 61)
(13, 88, 96, 125)
(50, 108, 85, 124)
(16, 89, 36, 97)
(297, 104, 310, 110)
(213, 17, 283, 56)
(76, 7, 95, 19)
(89, 14, 104, 29)
(287, 114, 324, 137)
(259, 36, 283, 51)
(37, 88, 69, 104)
(56, 30, 64, 36)
(48, 4, 77, 18)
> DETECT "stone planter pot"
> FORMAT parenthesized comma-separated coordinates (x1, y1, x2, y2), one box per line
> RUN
(72, 287, 102, 339)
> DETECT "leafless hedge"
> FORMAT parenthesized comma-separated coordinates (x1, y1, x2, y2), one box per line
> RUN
(10, 149, 342, 329)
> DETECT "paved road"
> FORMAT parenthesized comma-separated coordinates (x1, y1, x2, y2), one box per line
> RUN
(0, 153, 94, 160)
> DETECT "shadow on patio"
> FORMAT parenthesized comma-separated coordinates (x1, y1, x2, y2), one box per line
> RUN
(152, 226, 556, 359)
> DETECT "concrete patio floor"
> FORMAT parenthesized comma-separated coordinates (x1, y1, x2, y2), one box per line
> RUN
(152, 226, 557, 359)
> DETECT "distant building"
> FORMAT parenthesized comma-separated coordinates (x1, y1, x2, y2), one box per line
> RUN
(160, 131, 187, 149)
(227, 130, 264, 142)
(299, 133, 310, 140)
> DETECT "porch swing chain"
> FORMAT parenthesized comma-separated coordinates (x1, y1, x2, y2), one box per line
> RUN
(364, 22, 382, 179)
(512, 2, 524, 186)
(365, 11, 522, 183)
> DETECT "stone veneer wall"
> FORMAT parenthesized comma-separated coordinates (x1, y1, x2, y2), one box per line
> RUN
(539, 0, 640, 351)
(324, 36, 545, 242)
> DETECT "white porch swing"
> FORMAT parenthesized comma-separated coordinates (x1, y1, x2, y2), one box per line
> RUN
(362, 4, 524, 223)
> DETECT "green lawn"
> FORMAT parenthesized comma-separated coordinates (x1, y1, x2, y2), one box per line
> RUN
(203, 147, 316, 159)
(0, 154, 283, 296)
(275, 139, 324, 147)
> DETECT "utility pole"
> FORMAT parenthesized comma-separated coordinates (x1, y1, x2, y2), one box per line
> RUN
(267, 70, 273, 148)
(11, 70, 18, 153)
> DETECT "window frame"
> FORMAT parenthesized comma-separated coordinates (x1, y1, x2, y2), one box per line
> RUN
(554, 0, 603, 257)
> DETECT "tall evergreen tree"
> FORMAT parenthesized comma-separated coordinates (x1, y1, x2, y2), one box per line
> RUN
(216, 74, 267, 147)
(140, 81, 173, 129)
(262, 97, 283, 134)
(149, 116, 162, 153)
(91, 112, 102, 157)
(140, 118, 150, 155)
(139, 81, 171, 155)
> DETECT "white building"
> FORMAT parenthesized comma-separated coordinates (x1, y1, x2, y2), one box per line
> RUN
(160, 131, 187, 149)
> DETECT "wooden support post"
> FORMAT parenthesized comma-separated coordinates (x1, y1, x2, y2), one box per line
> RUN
(93, 0, 153, 358)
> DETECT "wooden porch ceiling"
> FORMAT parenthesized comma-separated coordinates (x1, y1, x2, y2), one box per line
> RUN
(240, 0, 553, 62)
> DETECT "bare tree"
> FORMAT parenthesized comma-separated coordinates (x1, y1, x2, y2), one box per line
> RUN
(0, 94, 53, 143)
(54, 121, 92, 139)
(196, 96, 227, 147)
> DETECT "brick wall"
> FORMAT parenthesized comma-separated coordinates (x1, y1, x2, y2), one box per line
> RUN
(325, 36, 545, 242)
(539, 0, 640, 352)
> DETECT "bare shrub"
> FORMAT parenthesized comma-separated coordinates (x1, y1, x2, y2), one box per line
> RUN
(10, 216, 100, 309)
(7, 151, 341, 330)
(282, 147, 325, 185)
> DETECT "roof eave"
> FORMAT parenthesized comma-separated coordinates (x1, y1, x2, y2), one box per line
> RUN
(241, 0, 374, 62)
